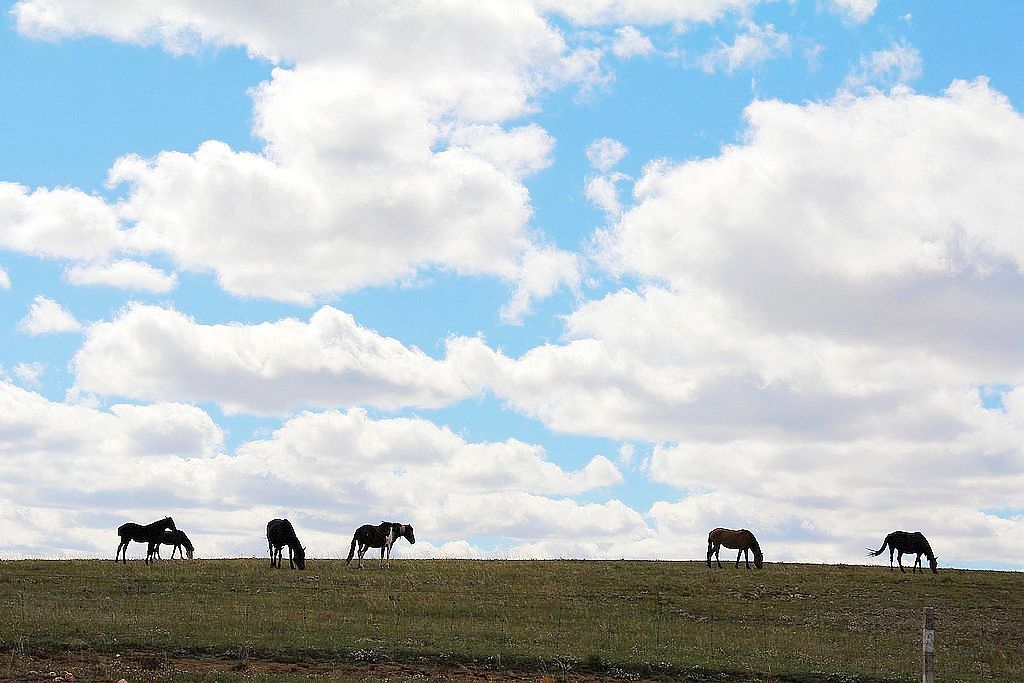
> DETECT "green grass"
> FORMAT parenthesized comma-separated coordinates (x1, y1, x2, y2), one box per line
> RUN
(1, 559, 1021, 681)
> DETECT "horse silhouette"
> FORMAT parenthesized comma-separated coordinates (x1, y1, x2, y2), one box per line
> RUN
(153, 529, 194, 559)
(267, 518, 306, 570)
(115, 516, 176, 565)
(868, 531, 938, 573)
(707, 527, 763, 569)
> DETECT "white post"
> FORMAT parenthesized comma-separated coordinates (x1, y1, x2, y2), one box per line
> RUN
(922, 607, 935, 683)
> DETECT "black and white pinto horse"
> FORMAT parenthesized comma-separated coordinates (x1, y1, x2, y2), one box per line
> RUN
(267, 518, 306, 570)
(115, 516, 176, 564)
(867, 530, 938, 574)
(346, 521, 415, 568)
(152, 529, 194, 559)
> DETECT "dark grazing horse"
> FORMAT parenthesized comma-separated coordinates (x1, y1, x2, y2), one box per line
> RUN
(707, 527, 763, 569)
(153, 529, 194, 559)
(346, 521, 415, 568)
(267, 518, 306, 570)
(867, 531, 938, 574)
(115, 516, 176, 565)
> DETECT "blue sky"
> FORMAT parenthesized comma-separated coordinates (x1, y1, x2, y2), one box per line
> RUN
(1, 0, 1022, 567)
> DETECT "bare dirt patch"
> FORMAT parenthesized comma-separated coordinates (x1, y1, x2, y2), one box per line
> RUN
(4, 649, 793, 682)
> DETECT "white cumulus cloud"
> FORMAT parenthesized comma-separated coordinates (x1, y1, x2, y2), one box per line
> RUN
(586, 137, 629, 171)
(0, 381, 634, 559)
(843, 41, 923, 93)
(64, 259, 178, 293)
(829, 0, 879, 24)
(0, 182, 123, 261)
(700, 21, 791, 74)
(14, 0, 593, 314)
(72, 303, 479, 415)
(18, 295, 82, 335)
(611, 26, 655, 59)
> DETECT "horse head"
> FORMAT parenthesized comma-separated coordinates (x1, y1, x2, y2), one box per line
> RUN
(293, 544, 307, 570)
(164, 516, 176, 531)
(929, 556, 938, 574)
(404, 524, 415, 544)
(754, 551, 763, 569)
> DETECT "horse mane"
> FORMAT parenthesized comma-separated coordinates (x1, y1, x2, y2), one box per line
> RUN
(749, 536, 763, 558)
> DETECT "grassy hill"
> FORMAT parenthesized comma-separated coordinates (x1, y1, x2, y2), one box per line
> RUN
(1, 558, 1021, 681)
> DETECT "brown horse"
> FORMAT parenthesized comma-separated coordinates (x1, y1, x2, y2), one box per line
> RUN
(867, 531, 938, 574)
(707, 527, 763, 569)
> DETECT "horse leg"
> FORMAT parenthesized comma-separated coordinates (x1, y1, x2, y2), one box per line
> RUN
(897, 550, 906, 573)
(913, 553, 922, 573)
(888, 546, 894, 571)
(735, 549, 742, 568)
(380, 545, 386, 569)
(715, 544, 723, 569)
(357, 543, 368, 569)
(744, 548, 751, 569)
(706, 540, 714, 568)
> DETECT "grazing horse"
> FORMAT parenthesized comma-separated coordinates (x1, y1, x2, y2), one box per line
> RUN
(707, 527, 763, 569)
(346, 521, 415, 568)
(115, 516, 176, 565)
(153, 529, 194, 559)
(267, 518, 306, 570)
(867, 531, 938, 574)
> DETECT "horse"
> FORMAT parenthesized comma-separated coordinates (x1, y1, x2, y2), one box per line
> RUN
(867, 531, 938, 574)
(115, 516, 176, 565)
(152, 529, 194, 559)
(346, 521, 415, 568)
(707, 527, 763, 569)
(267, 518, 306, 570)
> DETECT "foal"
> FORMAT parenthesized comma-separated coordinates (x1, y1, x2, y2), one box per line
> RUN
(346, 521, 415, 568)
(153, 529, 194, 559)
(267, 518, 306, 570)
(867, 531, 938, 574)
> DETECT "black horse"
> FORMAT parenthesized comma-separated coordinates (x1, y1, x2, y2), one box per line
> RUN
(346, 521, 415, 568)
(115, 516, 176, 565)
(267, 518, 306, 570)
(868, 530, 938, 573)
(152, 529, 194, 559)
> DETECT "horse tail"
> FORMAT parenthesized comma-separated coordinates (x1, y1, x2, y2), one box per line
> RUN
(866, 538, 888, 556)
(345, 534, 358, 565)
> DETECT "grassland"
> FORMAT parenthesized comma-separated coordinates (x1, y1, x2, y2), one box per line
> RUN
(0, 558, 1021, 681)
